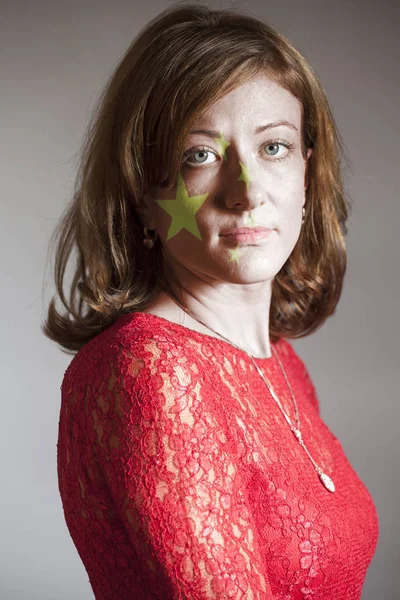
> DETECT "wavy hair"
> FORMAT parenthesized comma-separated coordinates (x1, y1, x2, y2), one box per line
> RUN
(42, 2, 352, 354)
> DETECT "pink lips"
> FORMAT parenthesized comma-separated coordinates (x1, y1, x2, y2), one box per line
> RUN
(221, 227, 271, 235)
(221, 228, 273, 243)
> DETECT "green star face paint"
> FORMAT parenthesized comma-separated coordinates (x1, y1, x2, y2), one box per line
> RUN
(214, 132, 230, 161)
(243, 212, 257, 227)
(228, 244, 249, 263)
(155, 171, 208, 242)
(238, 161, 255, 190)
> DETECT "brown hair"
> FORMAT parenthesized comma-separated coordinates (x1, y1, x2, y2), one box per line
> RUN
(42, 2, 352, 355)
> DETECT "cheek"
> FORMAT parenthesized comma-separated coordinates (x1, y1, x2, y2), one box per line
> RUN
(280, 197, 304, 232)
(277, 161, 306, 198)
(182, 167, 216, 190)
(152, 178, 210, 245)
(277, 157, 305, 186)
(275, 175, 306, 234)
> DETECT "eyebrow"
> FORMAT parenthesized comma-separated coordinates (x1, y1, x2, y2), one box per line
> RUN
(189, 120, 298, 137)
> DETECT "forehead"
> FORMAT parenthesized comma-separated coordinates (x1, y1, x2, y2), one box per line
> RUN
(192, 75, 302, 133)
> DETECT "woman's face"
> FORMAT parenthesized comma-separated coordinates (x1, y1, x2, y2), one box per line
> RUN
(142, 75, 312, 286)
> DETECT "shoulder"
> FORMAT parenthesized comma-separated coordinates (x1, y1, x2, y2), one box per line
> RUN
(277, 338, 321, 414)
(62, 311, 200, 392)
(277, 337, 312, 378)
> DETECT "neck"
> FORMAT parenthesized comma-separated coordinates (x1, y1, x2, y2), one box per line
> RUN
(162, 275, 273, 359)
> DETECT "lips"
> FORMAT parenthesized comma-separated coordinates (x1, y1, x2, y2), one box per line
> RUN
(221, 229, 273, 243)
(221, 227, 272, 235)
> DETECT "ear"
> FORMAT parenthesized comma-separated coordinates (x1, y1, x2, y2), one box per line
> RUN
(304, 147, 313, 191)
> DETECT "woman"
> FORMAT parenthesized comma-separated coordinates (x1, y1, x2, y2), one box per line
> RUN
(45, 3, 379, 599)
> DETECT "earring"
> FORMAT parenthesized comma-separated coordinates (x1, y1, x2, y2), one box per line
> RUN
(301, 206, 306, 225)
(143, 226, 159, 249)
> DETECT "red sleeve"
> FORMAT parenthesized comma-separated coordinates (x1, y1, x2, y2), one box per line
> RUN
(302, 362, 321, 415)
(88, 342, 274, 599)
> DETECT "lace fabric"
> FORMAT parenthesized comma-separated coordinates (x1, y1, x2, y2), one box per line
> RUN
(57, 312, 379, 599)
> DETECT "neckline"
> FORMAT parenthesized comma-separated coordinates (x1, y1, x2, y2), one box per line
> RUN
(120, 311, 279, 361)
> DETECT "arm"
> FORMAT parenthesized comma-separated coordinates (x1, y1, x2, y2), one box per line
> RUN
(89, 344, 273, 599)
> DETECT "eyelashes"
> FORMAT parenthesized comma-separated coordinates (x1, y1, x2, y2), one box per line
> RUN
(182, 139, 296, 167)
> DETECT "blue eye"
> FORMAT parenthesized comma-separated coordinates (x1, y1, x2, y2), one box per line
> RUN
(264, 143, 280, 156)
(182, 146, 218, 166)
(263, 140, 294, 161)
(193, 150, 210, 163)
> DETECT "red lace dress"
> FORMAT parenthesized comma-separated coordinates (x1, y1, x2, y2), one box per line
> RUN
(57, 312, 379, 599)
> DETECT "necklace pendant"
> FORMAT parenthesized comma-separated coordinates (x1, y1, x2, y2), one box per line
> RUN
(292, 427, 302, 441)
(319, 471, 335, 493)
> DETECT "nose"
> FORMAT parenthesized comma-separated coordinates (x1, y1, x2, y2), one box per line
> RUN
(224, 160, 266, 210)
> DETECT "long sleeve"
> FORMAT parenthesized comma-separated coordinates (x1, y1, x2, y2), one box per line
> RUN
(88, 343, 273, 599)
(58, 312, 379, 600)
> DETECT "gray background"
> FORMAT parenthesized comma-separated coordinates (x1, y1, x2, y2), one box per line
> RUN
(1, 0, 398, 598)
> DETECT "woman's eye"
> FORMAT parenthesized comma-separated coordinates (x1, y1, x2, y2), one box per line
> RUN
(263, 141, 294, 160)
(183, 147, 218, 166)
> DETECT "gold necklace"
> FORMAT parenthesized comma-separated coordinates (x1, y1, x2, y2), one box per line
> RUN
(163, 290, 335, 493)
